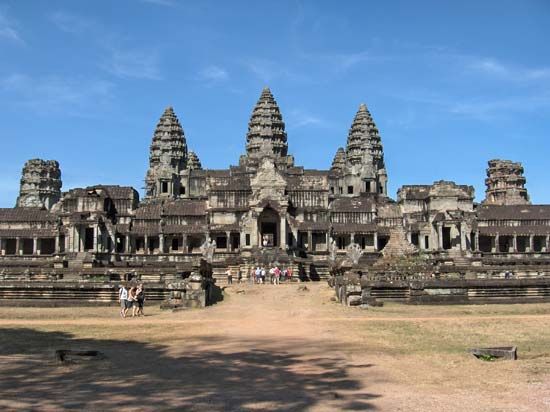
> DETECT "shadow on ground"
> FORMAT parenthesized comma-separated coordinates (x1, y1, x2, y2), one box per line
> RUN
(0, 328, 380, 411)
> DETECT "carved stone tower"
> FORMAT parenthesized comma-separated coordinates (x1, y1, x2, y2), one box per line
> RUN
(483, 159, 530, 205)
(330, 104, 387, 196)
(145, 107, 188, 199)
(240, 87, 294, 170)
(16, 159, 62, 210)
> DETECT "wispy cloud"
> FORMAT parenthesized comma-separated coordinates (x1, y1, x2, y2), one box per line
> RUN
(0, 73, 115, 116)
(198, 65, 229, 83)
(467, 57, 550, 82)
(49, 10, 162, 80)
(102, 49, 162, 80)
(288, 109, 330, 130)
(140, 0, 176, 7)
(0, 9, 23, 44)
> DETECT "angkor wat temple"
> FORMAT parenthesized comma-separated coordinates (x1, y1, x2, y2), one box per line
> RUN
(1, 88, 550, 304)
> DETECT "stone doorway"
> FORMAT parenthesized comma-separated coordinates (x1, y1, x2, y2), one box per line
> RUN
(258, 207, 279, 247)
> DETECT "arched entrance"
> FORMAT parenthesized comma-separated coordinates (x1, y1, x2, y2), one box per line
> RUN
(258, 207, 279, 247)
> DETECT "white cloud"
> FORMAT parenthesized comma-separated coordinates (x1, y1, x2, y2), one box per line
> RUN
(465, 56, 550, 82)
(198, 65, 229, 82)
(50, 10, 162, 80)
(0, 73, 115, 115)
(140, 0, 176, 7)
(288, 109, 329, 130)
(102, 49, 162, 80)
(0, 9, 23, 44)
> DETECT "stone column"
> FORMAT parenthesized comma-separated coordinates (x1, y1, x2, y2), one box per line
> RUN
(159, 233, 165, 254)
(280, 216, 286, 249)
(512, 235, 517, 253)
(373, 231, 378, 251)
(144, 235, 149, 255)
(494, 233, 500, 253)
(307, 231, 313, 252)
(55, 235, 60, 253)
(351, 232, 356, 246)
(16, 237, 21, 255)
(93, 226, 98, 253)
(32, 237, 38, 255)
(125, 235, 131, 253)
(226, 231, 231, 252)
(182, 234, 188, 253)
(0, 237, 4, 256)
(528, 235, 534, 253)
(437, 224, 443, 250)
(546, 235, 550, 253)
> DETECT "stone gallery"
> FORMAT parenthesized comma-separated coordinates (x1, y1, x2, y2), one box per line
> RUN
(1, 88, 549, 303)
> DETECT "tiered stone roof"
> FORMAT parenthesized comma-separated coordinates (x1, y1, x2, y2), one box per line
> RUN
(484, 159, 530, 205)
(331, 147, 346, 172)
(245, 87, 288, 160)
(148, 107, 188, 171)
(345, 103, 385, 170)
(16, 159, 61, 210)
(186, 151, 202, 170)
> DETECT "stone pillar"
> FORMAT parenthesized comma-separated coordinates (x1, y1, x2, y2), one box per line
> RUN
(546, 235, 550, 253)
(182, 234, 188, 253)
(93, 226, 98, 253)
(159, 233, 165, 254)
(512, 235, 517, 253)
(33, 237, 38, 255)
(351, 232, 356, 246)
(125, 235, 131, 253)
(373, 231, 378, 251)
(494, 233, 500, 253)
(280, 216, 286, 249)
(16, 237, 21, 255)
(0, 237, 4, 256)
(55, 235, 60, 253)
(437, 224, 443, 250)
(528, 235, 534, 253)
(307, 231, 313, 252)
(144, 235, 149, 255)
(226, 231, 231, 252)
(474, 231, 480, 252)
(459, 225, 467, 251)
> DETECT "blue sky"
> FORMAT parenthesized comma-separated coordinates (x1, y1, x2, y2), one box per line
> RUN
(0, 0, 549, 206)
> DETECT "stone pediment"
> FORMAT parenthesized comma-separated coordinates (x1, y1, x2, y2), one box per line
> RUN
(250, 158, 287, 205)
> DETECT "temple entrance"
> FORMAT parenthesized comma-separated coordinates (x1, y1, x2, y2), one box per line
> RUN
(258, 207, 279, 247)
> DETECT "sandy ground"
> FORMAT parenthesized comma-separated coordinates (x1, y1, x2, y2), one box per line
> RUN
(0, 283, 549, 411)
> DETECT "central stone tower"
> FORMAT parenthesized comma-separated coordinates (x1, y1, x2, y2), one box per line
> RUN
(239, 87, 294, 170)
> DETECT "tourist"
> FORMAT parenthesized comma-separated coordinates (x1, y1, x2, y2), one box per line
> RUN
(128, 285, 137, 317)
(250, 267, 256, 284)
(274, 266, 281, 285)
(286, 267, 293, 282)
(261, 267, 266, 284)
(237, 268, 242, 284)
(226, 267, 233, 285)
(135, 283, 145, 316)
(118, 284, 128, 318)
(269, 266, 275, 284)
(255, 266, 262, 284)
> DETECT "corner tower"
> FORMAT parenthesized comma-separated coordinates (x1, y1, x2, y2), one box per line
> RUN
(483, 159, 530, 205)
(239, 87, 294, 170)
(144, 107, 188, 199)
(16, 159, 62, 210)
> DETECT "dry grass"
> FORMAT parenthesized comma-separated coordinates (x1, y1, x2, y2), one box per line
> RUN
(0, 284, 549, 411)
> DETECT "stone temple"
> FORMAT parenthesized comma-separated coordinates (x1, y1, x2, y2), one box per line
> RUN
(1, 88, 550, 303)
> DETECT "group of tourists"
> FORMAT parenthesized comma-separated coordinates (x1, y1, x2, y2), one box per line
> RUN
(118, 283, 145, 318)
(224, 265, 293, 285)
(251, 266, 292, 284)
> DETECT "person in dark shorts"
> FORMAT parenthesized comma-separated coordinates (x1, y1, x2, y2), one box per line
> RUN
(135, 283, 145, 316)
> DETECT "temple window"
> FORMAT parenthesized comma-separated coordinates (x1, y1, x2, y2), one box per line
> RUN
(347, 186, 353, 194)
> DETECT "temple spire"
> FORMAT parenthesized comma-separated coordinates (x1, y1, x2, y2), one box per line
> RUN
(144, 106, 188, 199)
(240, 87, 293, 169)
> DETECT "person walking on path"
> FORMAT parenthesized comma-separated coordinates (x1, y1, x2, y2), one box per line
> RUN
(135, 283, 145, 316)
(128, 285, 138, 317)
(274, 266, 281, 285)
(118, 284, 128, 318)
(226, 268, 233, 285)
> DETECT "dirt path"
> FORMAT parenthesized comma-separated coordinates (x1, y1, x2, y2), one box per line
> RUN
(1, 283, 549, 411)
